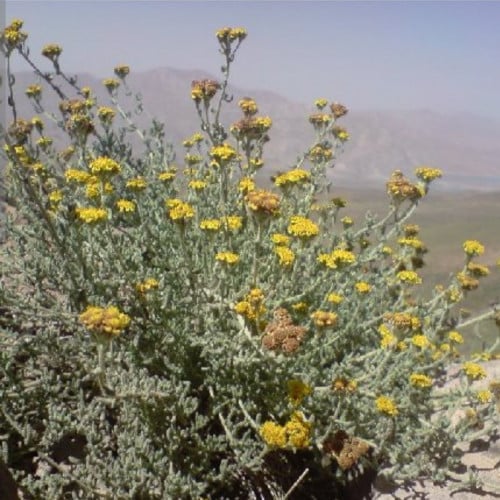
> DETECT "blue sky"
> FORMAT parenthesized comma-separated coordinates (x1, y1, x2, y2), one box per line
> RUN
(4, 1, 500, 119)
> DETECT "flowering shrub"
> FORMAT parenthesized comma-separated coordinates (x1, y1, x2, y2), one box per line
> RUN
(1, 20, 499, 498)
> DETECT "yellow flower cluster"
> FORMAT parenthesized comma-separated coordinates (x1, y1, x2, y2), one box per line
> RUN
(1, 19, 28, 51)
(259, 411, 311, 449)
(238, 177, 256, 193)
(238, 97, 258, 116)
(308, 144, 333, 163)
(65, 169, 90, 183)
(89, 156, 121, 176)
(288, 216, 319, 239)
(200, 219, 222, 232)
(462, 361, 486, 380)
(317, 248, 356, 269)
(383, 312, 421, 331)
(166, 199, 195, 221)
(114, 64, 130, 78)
(476, 390, 493, 404)
(209, 143, 238, 165)
(220, 215, 243, 231)
(287, 379, 312, 406)
(158, 171, 176, 182)
(467, 262, 490, 277)
(135, 278, 159, 294)
(25, 84, 42, 98)
(415, 166, 442, 182)
(191, 79, 220, 102)
(327, 292, 344, 305)
(75, 207, 108, 224)
(97, 106, 116, 123)
(412, 334, 431, 349)
(397, 270, 422, 285)
(274, 246, 295, 267)
(234, 288, 266, 321)
(116, 199, 136, 213)
(311, 310, 338, 328)
(245, 189, 280, 216)
(215, 251, 239, 265)
(375, 395, 398, 417)
(271, 233, 290, 246)
(463, 240, 485, 257)
(386, 170, 423, 203)
(41, 43, 62, 60)
(274, 168, 311, 187)
(331, 377, 358, 393)
(448, 331, 464, 344)
(126, 177, 147, 190)
(314, 98, 328, 109)
(378, 324, 397, 349)
(79, 305, 131, 339)
(188, 180, 207, 191)
(409, 373, 433, 388)
(398, 237, 425, 249)
(102, 78, 120, 91)
(216, 26, 247, 42)
(355, 282, 371, 294)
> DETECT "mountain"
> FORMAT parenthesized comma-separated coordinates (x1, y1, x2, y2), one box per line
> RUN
(5, 67, 500, 190)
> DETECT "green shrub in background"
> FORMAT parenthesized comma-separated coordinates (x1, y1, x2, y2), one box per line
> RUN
(1, 20, 499, 499)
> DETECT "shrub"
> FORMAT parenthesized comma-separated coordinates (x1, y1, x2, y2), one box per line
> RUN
(1, 20, 499, 498)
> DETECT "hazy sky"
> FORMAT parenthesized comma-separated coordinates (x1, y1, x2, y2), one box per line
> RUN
(4, 1, 500, 119)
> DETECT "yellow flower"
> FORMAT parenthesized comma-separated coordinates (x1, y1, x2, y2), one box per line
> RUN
(25, 84, 42, 98)
(284, 411, 311, 448)
(274, 169, 311, 187)
(414, 166, 442, 182)
(317, 248, 356, 269)
(331, 377, 357, 393)
(48, 190, 63, 205)
(136, 278, 159, 294)
(311, 311, 338, 328)
(382, 246, 393, 255)
(41, 44, 62, 60)
(188, 180, 207, 191)
(467, 262, 490, 277)
(327, 293, 343, 305)
(412, 334, 431, 349)
(158, 171, 176, 182)
(63, 168, 89, 182)
(210, 143, 237, 164)
(462, 362, 487, 380)
(215, 252, 239, 265)
(184, 154, 203, 166)
(398, 237, 425, 250)
(463, 240, 485, 257)
(102, 78, 120, 91)
(97, 106, 116, 123)
(271, 233, 291, 246)
(355, 282, 371, 294)
(79, 305, 130, 338)
(476, 390, 492, 404)
(245, 189, 280, 216)
(288, 216, 319, 239)
(314, 98, 328, 109)
(166, 199, 195, 221)
(448, 331, 464, 344)
(238, 177, 256, 193)
(275, 246, 295, 267)
(114, 64, 130, 78)
(75, 207, 108, 224)
(238, 97, 258, 115)
(220, 215, 243, 231)
(287, 379, 312, 406)
(259, 421, 287, 448)
(397, 270, 422, 285)
(375, 396, 398, 417)
(116, 199, 136, 213)
(200, 219, 221, 232)
(341, 216, 353, 227)
(292, 302, 308, 312)
(409, 373, 433, 388)
(126, 177, 147, 190)
(90, 156, 121, 176)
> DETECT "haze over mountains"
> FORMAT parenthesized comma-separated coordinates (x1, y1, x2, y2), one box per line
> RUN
(9, 67, 500, 191)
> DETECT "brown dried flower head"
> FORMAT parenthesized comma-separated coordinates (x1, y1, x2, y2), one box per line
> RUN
(261, 308, 307, 354)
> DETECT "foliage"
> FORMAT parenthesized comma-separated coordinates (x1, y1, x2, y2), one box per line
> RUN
(1, 20, 499, 499)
